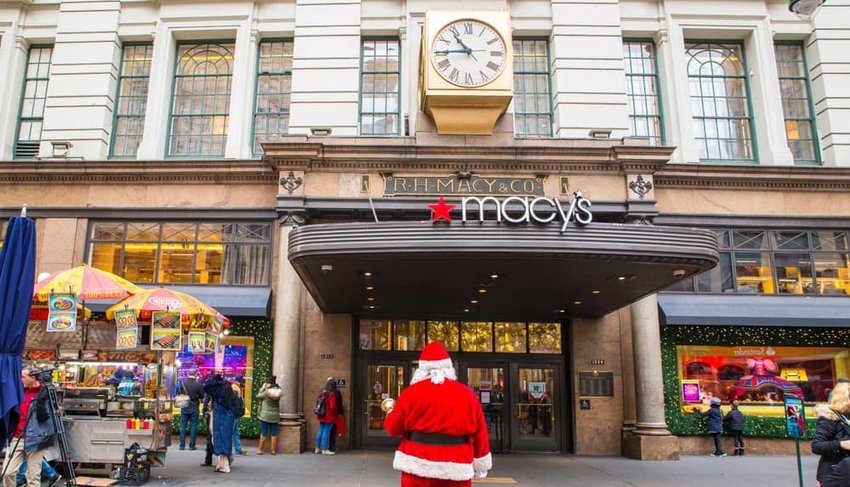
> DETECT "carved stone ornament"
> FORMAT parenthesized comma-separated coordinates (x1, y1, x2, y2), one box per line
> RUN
(279, 211, 307, 227)
(628, 174, 653, 200)
(280, 171, 303, 195)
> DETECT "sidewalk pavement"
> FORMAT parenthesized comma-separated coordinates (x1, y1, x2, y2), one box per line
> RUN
(152, 445, 822, 486)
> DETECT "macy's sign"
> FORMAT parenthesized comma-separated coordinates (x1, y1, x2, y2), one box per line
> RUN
(456, 192, 592, 232)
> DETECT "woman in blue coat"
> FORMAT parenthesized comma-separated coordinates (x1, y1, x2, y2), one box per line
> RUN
(203, 374, 236, 473)
(694, 397, 727, 457)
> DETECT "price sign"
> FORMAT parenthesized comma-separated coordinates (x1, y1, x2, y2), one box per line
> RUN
(115, 309, 138, 330)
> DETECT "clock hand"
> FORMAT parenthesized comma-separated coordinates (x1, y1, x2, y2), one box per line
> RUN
(453, 34, 472, 53)
(433, 49, 472, 54)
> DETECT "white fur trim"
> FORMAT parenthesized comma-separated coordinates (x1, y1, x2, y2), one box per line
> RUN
(410, 366, 457, 385)
(473, 452, 492, 471)
(393, 450, 473, 481)
(417, 357, 453, 371)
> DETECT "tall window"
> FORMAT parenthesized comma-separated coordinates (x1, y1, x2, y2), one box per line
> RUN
(686, 42, 755, 162)
(774, 43, 819, 164)
(168, 42, 235, 157)
(513, 39, 552, 137)
(359, 39, 400, 135)
(15, 46, 53, 159)
(87, 221, 273, 286)
(623, 40, 663, 145)
(253, 40, 293, 154)
(111, 44, 153, 158)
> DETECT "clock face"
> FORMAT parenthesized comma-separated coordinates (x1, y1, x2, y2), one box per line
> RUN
(430, 19, 507, 88)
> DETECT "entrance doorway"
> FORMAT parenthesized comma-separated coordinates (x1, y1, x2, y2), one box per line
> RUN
(354, 356, 567, 453)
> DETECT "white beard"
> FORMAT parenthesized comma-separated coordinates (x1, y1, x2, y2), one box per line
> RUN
(410, 366, 457, 385)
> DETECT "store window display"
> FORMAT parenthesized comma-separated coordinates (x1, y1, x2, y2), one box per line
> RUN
(677, 345, 850, 417)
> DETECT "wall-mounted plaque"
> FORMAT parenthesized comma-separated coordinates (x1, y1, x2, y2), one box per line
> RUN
(384, 175, 544, 196)
(579, 371, 614, 397)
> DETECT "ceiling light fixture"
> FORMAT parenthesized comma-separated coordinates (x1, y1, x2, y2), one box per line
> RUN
(592, 290, 601, 294)
(478, 289, 487, 294)
(366, 286, 374, 290)
(367, 297, 374, 301)
(363, 272, 373, 277)
(470, 300, 479, 304)
(490, 274, 499, 279)
(574, 300, 582, 305)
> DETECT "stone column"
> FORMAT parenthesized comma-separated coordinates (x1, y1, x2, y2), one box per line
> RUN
(273, 214, 306, 453)
(623, 293, 680, 460)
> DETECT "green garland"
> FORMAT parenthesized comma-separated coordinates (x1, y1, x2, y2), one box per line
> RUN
(171, 318, 274, 439)
(661, 325, 850, 439)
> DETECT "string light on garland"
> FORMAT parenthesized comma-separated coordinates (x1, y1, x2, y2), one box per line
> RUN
(661, 325, 850, 439)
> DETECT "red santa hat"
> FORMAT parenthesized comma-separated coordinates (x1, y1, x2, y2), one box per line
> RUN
(418, 342, 453, 372)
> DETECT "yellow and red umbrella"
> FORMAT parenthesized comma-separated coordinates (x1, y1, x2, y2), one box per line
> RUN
(33, 265, 143, 301)
(105, 287, 226, 324)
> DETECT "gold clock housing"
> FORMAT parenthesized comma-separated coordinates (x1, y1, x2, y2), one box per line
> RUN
(421, 11, 514, 135)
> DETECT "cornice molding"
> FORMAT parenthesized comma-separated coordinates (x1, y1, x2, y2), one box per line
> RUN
(655, 164, 850, 192)
(262, 137, 675, 175)
(0, 159, 278, 185)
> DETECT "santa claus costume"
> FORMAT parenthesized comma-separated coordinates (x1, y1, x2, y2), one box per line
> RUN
(384, 342, 492, 487)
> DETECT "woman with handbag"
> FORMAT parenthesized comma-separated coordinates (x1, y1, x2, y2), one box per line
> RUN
(256, 376, 282, 455)
(203, 374, 236, 473)
(812, 382, 850, 486)
(314, 378, 343, 455)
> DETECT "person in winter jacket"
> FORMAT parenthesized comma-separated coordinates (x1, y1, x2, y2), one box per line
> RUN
(694, 396, 726, 457)
(178, 369, 206, 451)
(723, 399, 746, 456)
(384, 341, 492, 487)
(203, 374, 236, 473)
(314, 378, 343, 455)
(812, 382, 850, 485)
(256, 376, 282, 455)
(2, 367, 56, 487)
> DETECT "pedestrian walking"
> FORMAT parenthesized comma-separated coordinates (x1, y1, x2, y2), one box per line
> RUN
(203, 374, 237, 473)
(256, 376, 282, 455)
(723, 399, 746, 456)
(1, 367, 57, 487)
(178, 369, 205, 451)
(694, 396, 726, 457)
(314, 378, 343, 455)
(200, 392, 214, 467)
(231, 375, 246, 455)
(812, 382, 850, 486)
(384, 341, 492, 486)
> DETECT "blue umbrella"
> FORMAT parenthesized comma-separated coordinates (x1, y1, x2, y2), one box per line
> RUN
(0, 214, 37, 445)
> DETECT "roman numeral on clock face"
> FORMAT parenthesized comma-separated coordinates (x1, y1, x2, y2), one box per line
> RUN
(464, 73, 474, 85)
(448, 68, 459, 82)
(437, 59, 451, 70)
(487, 61, 500, 71)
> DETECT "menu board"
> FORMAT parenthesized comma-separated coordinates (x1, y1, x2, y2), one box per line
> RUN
(150, 311, 182, 351)
(114, 309, 139, 350)
(187, 332, 206, 354)
(47, 293, 78, 333)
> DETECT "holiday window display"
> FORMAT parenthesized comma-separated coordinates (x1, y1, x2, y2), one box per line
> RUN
(676, 345, 850, 417)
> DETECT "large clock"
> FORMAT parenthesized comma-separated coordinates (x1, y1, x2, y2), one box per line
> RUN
(430, 19, 507, 88)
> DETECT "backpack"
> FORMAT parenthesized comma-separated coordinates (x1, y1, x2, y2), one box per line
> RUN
(313, 392, 328, 416)
(232, 392, 245, 418)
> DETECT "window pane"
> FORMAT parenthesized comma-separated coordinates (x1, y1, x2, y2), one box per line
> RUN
(774, 43, 819, 163)
(123, 244, 157, 283)
(15, 46, 53, 158)
(773, 231, 809, 250)
(461, 322, 492, 352)
(733, 230, 768, 249)
(427, 321, 459, 351)
(814, 253, 850, 295)
(195, 242, 223, 284)
(359, 39, 400, 136)
(529, 323, 561, 353)
(112, 44, 153, 158)
(513, 39, 552, 137)
(624, 41, 662, 145)
(359, 320, 391, 350)
(775, 253, 814, 294)
(495, 322, 527, 353)
(169, 43, 235, 156)
(695, 252, 735, 293)
(394, 320, 425, 351)
(734, 252, 774, 293)
(685, 42, 754, 161)
(253, 40, 293, 153)
(158, 245, 195, 283)
(812, 231, 848, 251)
(89, 242, 123, 276)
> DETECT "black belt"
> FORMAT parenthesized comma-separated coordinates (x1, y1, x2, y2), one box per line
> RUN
(408, 431, 468, 446)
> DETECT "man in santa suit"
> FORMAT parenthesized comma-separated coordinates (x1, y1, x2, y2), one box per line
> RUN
(384, 341, 492, 486)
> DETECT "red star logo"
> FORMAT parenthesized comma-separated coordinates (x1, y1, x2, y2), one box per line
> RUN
(428, 196, 455, 222)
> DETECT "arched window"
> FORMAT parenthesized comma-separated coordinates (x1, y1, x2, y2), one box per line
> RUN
(168, 42, 235, 156)
(686, 42, 755, 162)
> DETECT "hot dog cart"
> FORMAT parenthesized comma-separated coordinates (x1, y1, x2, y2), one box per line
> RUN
(24, 321, 174, 467)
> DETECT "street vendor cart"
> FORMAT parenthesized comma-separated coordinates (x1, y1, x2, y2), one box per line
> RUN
(23, 320, 174, 469)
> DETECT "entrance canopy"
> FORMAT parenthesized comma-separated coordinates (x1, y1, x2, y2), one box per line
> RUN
(288, 221, 718, 321)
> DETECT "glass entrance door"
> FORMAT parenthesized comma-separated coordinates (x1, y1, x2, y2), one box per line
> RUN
(359, 360, 406, 448)
(466, 366, 507, 453)
(512, 365, 559, 452)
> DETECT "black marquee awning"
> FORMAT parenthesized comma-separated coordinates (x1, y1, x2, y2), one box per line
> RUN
(288, 221, 719, 321)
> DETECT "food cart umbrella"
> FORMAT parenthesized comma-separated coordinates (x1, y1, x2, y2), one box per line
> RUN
(105, 286, 226, 322)
(33, 264, 143, 301)
(0, 214, 36, 445)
